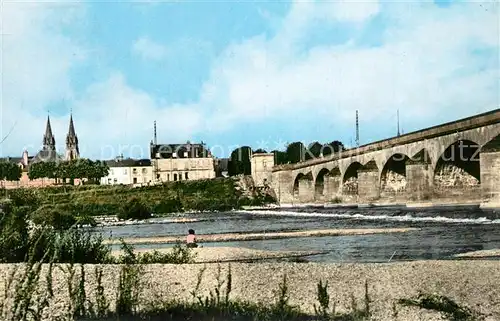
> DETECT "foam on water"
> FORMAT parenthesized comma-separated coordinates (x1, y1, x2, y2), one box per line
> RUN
(240, 209, 500, 224)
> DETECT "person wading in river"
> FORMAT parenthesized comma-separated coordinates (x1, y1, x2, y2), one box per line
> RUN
(186, 229, 198, 248)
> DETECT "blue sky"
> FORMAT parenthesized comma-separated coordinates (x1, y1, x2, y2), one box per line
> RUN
(1, 0, 498, 159)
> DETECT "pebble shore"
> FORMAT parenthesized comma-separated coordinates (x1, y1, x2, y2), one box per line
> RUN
(1, 259, 499, 321)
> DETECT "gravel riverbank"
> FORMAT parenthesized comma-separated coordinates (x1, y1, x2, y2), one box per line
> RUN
(1, 260, 498, 321)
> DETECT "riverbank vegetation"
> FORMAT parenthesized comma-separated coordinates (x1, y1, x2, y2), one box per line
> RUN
(1, 176, 276, 221)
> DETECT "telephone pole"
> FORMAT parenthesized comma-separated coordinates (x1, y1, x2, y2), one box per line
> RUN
(397, 109, 401, 137)
(153, 121, 159, 182)
(355, 110, 359, 147)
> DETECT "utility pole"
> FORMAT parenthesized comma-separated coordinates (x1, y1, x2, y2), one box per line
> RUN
(153, 121, 159, 182)
(355, 110, 359, 147)
(397, 109, 401, 137)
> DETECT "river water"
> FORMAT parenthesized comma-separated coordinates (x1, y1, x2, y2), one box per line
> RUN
(97, 205, 500, 263)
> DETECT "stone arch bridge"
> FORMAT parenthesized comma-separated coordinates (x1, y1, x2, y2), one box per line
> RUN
(271, 109, 500, 205)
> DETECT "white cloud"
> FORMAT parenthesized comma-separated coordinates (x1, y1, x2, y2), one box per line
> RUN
(1, 2, 86, 156)
(71, 73, 202, 159)
(1, 0, 498, 159)
(132, 37, 167, 60)
(195, 0, 499, 134)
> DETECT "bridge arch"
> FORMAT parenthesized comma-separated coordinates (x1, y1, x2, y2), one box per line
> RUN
(380, 153, 410, 195)
(342, 161, 362, 195)
(482, 134, 500, 152)
(292, 172, 314, 200)
(314, 168, 330, 200)
(433, 139, 481, 196)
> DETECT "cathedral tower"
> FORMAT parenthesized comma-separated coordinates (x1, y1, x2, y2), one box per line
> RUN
(43, 115, 56, 151)
(65, 113, 80, 161)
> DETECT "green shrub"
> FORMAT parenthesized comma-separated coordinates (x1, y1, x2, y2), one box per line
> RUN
(28, 227, 111, 264)
(31, 205, 77, 230)
(117, 198, 151, 220)
(0, 199, 30, 263)
(153, 197, 183, 214)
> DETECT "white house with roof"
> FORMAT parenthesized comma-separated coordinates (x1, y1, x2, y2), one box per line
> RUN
(100, 157, 153, 186)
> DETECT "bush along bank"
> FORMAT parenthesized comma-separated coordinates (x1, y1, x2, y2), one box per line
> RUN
(0, 176, 277, 222)
(0, 198, 195, 264)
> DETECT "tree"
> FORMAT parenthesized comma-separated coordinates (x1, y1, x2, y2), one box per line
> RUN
(305, 142, 322, 160)
(322, 140, 345, 157)
(228, 146, 252, 176)
(285, 142, 305, 164)
(253, 149, 267, 154)
(0, 161, 22, 181)
(271, 150, 288, 165)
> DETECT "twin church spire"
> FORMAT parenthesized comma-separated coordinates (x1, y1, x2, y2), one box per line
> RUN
(42, 113, 80, 161)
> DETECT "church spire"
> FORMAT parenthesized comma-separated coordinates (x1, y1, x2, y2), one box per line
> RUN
(65, 112, 80, 161)
(43, 115, 56, 150)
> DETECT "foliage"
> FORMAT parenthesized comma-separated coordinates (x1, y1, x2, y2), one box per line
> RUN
(286, 142, 305, 164)
(3, 188, 40, 209)
(31, 205, 77, 230)
(322, 141, 345, 157)
(253, 149, 267, 153)
(0, 199, 29, 263)
(398, 293, 483, 321)
(28, 158, 109, 184)
(271, 140, 345, 165)
(305, 142, 322, 160)
(0, 161, 22, 181)
(228, 146, 252, 176)
(153, 197, 183, 214)
(117, 197, 152, 220)
(272, 150, 289, 165)
(114, 241, 195, 265)
(27, 227, 112, 264)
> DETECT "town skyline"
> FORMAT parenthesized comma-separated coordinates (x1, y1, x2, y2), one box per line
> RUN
(1, 1, 498, 159)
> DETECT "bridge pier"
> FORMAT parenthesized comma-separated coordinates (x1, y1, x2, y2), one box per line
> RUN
(272, 171, 294, 204)
(406, 151, 432, 201)
(298, 179, 314, 203)
(357, 167, 380, 202)
(324, 175, 341, 200)
(480, 136, 500, 204)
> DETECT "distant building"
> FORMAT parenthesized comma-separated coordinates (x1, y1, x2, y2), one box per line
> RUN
(65, 113, 80, 161)
(215, 158, 229, 177)
(149, 141, 216, 182)
(100, 156, 153, 186)
(0, 114, 81, 188)
(251, 152, 274, 187)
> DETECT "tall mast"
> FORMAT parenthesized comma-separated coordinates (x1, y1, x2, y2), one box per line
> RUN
(355, 110, 359, 147)
(397, 109, 400, 137)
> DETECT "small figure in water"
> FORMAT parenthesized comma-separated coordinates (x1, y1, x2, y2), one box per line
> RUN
(186, 229, 198, 248)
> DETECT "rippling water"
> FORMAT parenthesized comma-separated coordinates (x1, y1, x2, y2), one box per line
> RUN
(96, 205, 500, 263)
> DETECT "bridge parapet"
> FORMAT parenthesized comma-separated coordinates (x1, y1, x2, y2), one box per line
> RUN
(273, 109, 500, 172)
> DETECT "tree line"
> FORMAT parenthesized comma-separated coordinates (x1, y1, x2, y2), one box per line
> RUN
(28, 159, 109, 184)
(0, 158, 110, 184)
(228, 140, 344, 176)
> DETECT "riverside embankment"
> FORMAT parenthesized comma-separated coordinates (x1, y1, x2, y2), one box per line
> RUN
(1, 260, 499, 321)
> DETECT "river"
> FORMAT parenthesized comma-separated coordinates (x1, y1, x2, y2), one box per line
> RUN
(96, 205, 500, 263)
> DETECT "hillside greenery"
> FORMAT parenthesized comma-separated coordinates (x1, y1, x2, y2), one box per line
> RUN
(1, 177, 275, 220)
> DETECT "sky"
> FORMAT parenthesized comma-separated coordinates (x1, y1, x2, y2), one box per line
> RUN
(0, 0, 498, 160)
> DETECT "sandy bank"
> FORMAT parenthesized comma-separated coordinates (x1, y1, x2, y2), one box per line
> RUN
(1, 261, 498, 321)
(112, 246, 324, 263)
(454, 248, 500, 258)
(103, 227, 417, 245)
